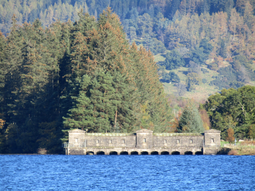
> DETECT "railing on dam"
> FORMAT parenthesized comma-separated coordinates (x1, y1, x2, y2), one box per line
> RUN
(83, 132, 202, 137)
(154, 133, 202, 136)
(85, 133, 134, 136)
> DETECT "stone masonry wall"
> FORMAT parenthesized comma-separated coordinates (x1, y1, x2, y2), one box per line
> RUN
(67, 129, 221, 155)
(85, 135, 136, 148)
(153, 135, 203, 148)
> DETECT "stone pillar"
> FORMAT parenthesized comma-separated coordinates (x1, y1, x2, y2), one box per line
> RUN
(136, 129, 154, 149)
(68, 129, 85, 148)
(203, 129, 221, 155)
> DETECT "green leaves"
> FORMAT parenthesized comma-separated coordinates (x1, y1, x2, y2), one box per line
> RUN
(159, 49, 185, 70)
(205, 85, 255, 139)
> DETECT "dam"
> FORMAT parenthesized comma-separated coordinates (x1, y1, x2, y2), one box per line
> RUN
(65, 129, 221, 155)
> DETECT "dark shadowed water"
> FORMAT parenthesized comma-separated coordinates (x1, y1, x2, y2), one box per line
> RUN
(1, 155, 255, 190)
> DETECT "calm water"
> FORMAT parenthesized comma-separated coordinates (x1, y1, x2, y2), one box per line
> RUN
(1, 155, 255, 191)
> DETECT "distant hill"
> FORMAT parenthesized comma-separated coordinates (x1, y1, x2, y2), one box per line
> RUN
(1, 0, 255, 100)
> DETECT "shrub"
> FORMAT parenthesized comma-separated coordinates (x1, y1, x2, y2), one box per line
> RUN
(201, 68, 209, 74)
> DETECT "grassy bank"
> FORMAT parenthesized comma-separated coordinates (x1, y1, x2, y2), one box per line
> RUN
(221, 140, 255, 155)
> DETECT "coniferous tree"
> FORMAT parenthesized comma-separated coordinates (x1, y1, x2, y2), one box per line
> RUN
(3, 16, 26, 153)
(63, 75, 94, 131)
(3, 16, 65, 153)
(178, 102, 204, 133)
(0, 31, 6, 91)
(89, 71, 116, 133)
(0, 31, 7, 153)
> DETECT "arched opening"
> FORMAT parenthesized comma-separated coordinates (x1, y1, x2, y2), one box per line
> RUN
(161, 151, 169, 155)
(171, 151, 180, 155)
(86, 151, 94, 155)
(184, 151, 193, 155)
(109, 151, 118, 155)
(195, 151, 203, 155)
(120, 151, 129, 155)
(151, 151, 159, 155)
(96, 151, 105, 155)
(130, 151, 138, 155)
(141, 151, 149, 155)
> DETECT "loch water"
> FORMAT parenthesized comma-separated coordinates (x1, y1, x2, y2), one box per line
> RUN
(1, 155, 255, 191)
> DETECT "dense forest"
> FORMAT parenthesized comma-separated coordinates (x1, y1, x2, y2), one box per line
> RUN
(0, 8, 174, 154)
(0, 0, 255, 153)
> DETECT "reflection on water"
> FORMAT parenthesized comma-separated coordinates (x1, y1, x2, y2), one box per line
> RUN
(1, 155, 255, 190)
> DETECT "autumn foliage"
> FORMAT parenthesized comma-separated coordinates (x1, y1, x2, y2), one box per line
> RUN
(226, 128, 235, 143)
(199, 109, 210, 130)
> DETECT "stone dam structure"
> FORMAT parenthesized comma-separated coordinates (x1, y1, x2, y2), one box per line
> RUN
(65, 129, 221, 155)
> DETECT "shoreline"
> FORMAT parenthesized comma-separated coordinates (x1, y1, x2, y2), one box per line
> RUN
(220, 144, 255, 156)
(1, 153, 254, 156)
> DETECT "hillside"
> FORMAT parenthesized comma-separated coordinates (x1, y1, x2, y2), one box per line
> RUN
(156, 51, 255, 102)
(1, 0, 255, 100)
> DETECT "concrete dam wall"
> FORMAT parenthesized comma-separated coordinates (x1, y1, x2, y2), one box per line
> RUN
(65, 129, 221, 155)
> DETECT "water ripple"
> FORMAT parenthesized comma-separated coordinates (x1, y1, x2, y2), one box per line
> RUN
(1, 155, 255, 190)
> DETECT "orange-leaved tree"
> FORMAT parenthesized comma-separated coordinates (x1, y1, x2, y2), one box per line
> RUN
(226, 128, 235, 143)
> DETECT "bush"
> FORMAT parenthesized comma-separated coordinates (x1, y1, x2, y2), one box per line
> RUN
(201, 68, 209, 74)
(160, 49, 185, 70)
(160, 72, 180, 83)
